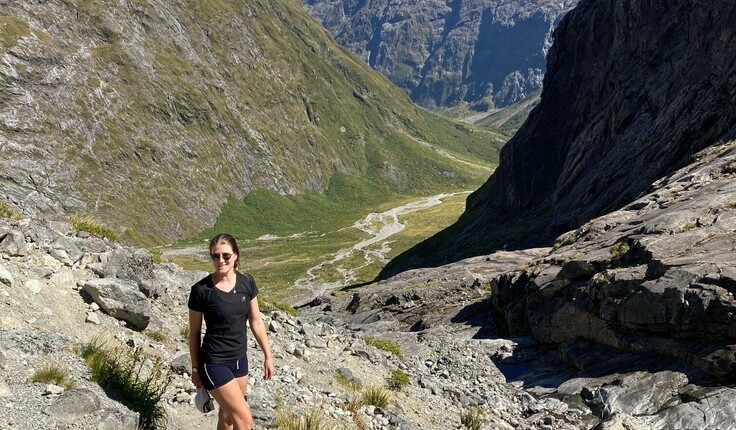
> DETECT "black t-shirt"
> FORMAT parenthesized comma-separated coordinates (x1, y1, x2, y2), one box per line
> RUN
(187, 272, 259, 363)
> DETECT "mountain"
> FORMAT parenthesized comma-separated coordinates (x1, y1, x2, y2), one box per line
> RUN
(381, 0, 736, 277)
(0, 0, 501, 245)
(303, 0, 578, 109)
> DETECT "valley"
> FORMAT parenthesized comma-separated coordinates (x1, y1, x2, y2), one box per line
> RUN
(164, 191, 474, 304)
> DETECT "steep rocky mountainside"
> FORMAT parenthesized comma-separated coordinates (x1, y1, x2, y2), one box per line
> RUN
(0, 0, 499, 245)
(5, 140, 736, 428)
(303, 0, 578, 109)
(382, 0, 736, 276)
(311, 141, 736, 429)
(0, 215, 588, 430)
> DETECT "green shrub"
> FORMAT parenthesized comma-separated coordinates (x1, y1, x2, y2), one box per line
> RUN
(71, 214, 117, 241)
(362, 385, 390, 409)
(274, 408, 336, 430)
(386, 368, 409, 391)
(460, 407, 485, 430)
(80, 340, 170, 429)
(32, 364, 76, 390)
(364, 336, 402, 359)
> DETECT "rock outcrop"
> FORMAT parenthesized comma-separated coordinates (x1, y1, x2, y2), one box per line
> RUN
(488, 142, 736, 382)
(304, 0, 578, 109)
(382, 0, 736, 276)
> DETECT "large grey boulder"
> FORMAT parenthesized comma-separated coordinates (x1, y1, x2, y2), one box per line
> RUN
(42, 388, 100, 419)
(82, 278, 151, 330)
(0, 230, 28, 257)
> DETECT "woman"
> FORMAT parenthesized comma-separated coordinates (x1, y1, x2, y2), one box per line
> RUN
(188, 233, 274, 430)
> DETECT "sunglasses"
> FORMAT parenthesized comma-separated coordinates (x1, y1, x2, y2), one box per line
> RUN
(210, 253, 233, 261)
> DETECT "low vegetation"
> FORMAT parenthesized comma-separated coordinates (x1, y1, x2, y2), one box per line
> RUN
(611, 241, 630, 258)
(361, 386, 390, 409)
(31, 363, 76, 390)
(144, 328, 170, 345)
(334, 373, 361, 391)
(364, 336, 403, 359)
(274, 408, 336, 430)
(71, 214, 117, 241)
(0, 201, 21, 220)
(179, 325, 190, 340)
(387, 368, 409, 391)
(80, 340, 170, 429)
(460, 407, 485, 430)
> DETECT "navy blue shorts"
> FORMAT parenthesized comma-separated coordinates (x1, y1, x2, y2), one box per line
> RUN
(200, 355, 249, 390)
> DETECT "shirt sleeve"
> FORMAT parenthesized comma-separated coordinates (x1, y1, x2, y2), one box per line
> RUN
(244, 273, 259, 299)
(187, 281, 204, 312)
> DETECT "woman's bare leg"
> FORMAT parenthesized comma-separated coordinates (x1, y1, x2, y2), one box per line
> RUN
(211, 375, 252, 430)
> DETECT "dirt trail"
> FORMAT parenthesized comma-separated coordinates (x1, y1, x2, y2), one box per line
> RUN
(292, 192, 467, 300)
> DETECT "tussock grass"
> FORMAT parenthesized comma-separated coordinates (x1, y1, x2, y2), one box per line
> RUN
(144, 328, 170, 345)
(361, 385, 390, 409)
(274, 408, 337, 430)
(71, 214, 117, 241)
(460, 407, 485, 430)
(334, 373, 361, 391)
(179, 325, 190, 340)
(32, 364, 76, 390)
(80, 339, 170, 429)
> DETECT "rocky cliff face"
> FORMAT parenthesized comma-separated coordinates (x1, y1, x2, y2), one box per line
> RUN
(0, 0, 496, 245)
(303, 0, 578, 109)
(308, 141, 736, 428)
(382, 0, 736, 276)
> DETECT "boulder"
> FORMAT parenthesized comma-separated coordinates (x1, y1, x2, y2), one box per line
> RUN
(82, 278, 151, 329)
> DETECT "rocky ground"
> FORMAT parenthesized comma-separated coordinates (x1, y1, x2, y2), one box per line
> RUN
(2, 143, 736, 430)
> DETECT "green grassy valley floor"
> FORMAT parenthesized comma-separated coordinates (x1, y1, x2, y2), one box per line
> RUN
(164, 191, 472, 305)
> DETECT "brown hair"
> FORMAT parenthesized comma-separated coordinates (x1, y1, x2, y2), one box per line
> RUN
(209, 233, 240, 272)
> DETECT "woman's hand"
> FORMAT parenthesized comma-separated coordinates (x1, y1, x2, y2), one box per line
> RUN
(192, 370, 202, 388)
(263, 356, 275, 380)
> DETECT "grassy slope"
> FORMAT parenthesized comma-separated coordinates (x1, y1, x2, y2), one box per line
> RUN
(1, 0, 504, 245)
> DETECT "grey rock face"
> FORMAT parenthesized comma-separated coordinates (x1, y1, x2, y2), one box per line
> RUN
(304, 0, 578, 109)
(489, 143, 736, 382)
(385, 0, 736, 274)
(82, 278, 151, 330)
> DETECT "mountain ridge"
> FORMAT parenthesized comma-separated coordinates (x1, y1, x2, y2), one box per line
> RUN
(303, 0, 578, 110)
(0, 0, 501, 245)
